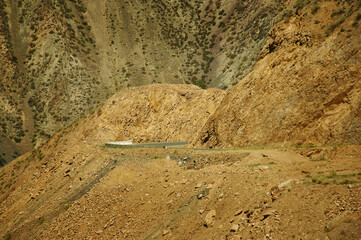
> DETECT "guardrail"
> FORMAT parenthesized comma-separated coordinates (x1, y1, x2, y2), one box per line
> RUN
(105, 141, 188, 148)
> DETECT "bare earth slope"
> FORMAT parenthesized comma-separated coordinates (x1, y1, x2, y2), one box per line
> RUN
(0, 84, 226, 239)
(0, 82, 360, 240)
(193, 1, 361, 148)
(75, 84, 226, 144)
(37, 146, 361, 240)
(1, 136, 361, 239)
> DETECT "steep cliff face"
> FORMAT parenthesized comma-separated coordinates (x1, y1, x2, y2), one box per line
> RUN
(192, 0, 361, 148)
(0, 0, 282, 162)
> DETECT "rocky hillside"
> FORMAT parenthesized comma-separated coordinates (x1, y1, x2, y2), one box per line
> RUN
(0, 0, 283, 163)
(0, 0, 360, 159)
(0, 84, 226, 239)
(0, 84, 360, 240)
(66, 84, 226, 145)
(0, 92, 360, 239)
(192, 0, 361, 148)
(1, 0, 361, 239)
(0, 0, 24, 165)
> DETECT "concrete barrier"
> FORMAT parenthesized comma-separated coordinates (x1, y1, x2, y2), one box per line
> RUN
(105, 141, 188, 148)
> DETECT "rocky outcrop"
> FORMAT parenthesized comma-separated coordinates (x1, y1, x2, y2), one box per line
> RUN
(192, 1, 361, 148)
(77, 84, 226, 144)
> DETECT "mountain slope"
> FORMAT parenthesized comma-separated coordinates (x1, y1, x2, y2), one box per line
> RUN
(0, 0, 283, 162)
(192, 0, 361, 148)
(0, 84, 360, 239)
(0, 0, 24, 165)
(68, 84, 226, 144)
(0, 84, 226, 239)
(1, 1, 361, 238)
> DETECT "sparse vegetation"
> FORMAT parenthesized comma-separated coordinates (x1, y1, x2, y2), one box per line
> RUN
(1, 1, 361, 239)
(327, 17, 346, 35)
(352, 13, 361, 27)
(293, 0, 308, 12)
(311, 5, 320, 15)
(307, 171, 360, 185)
(249, 163, 261, 167)
(331, 8, 345, 18)
(63, 203, 70, 210)
(38, 217, 45, 225)
(3, 232, 12, 240)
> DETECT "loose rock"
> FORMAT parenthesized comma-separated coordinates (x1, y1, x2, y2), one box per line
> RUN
(277, 179, 294, 190)
(234, 209, 243, 216)
(262, 209, 277, 221)
(206, 184, 213, 189)
(180, 179, 188, 184)
(204, 210, 216, 227)
(230, 224, 239, 232)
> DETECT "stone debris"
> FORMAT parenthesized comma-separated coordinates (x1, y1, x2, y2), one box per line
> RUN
(180, 179, 188, 184)
(204, 210, 216, 227)
(277, 179, 294, 190)
(230, 224, 239, 232)
(261, 209, 277, 221)
(234, 209, 243, 216)
(256, 166, 269, 171)
(206, 184, 213, 189)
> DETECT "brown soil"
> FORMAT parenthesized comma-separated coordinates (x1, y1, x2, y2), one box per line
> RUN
(1, 143, 360, 239)
(0, 83, 360, 239)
